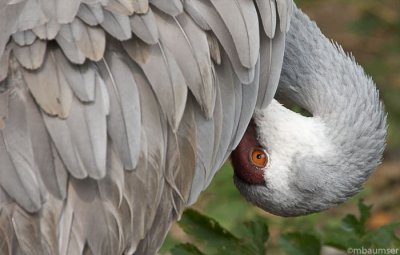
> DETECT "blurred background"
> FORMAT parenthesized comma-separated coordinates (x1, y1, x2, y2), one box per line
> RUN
(161, 0, 400, 254)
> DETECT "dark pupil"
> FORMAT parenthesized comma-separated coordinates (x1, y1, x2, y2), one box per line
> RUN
(256, 154, 263, 159)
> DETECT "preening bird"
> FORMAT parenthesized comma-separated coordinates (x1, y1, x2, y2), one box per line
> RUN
(0, 0, 386, 254)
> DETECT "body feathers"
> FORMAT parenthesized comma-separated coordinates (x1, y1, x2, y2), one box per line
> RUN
(0, 0, 289, 254)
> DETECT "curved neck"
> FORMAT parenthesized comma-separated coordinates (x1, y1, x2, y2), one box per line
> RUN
(276, 8, 386, 168)
(253, 8, 386, 213)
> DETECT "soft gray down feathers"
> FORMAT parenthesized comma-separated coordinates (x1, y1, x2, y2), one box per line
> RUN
(0, 0, 291, 254)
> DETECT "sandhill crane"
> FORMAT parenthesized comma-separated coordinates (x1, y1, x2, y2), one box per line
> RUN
(0, 0, 386, 254)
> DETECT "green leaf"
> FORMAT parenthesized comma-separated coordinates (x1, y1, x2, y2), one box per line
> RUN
(323, 227, 363, 250)
(279, 233, 321, 255)
(342, 214, 364, 236)
(364, 222, 400, 248)
(322, 200, 400, 250)
(178, 208, 239, 242)
(322, 199, 371, 249)
(358, 199, 372, 226)
(171, 243, 206, 255)
(340, 200, 371, 237)
(236, 217, 269, 254)
(177, 209, 239, 254)
(176, 209, 269, 255)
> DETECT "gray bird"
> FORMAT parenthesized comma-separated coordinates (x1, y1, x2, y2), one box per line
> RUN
(0, 0, 386, 254)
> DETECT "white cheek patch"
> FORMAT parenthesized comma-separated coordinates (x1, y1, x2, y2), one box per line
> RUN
(253, 100, 334, 191)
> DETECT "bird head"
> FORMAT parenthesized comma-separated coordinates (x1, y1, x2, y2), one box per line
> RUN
(231, 8, 387, 217)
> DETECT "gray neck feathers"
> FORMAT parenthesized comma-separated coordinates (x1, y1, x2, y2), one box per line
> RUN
(277, 8, 386, 209)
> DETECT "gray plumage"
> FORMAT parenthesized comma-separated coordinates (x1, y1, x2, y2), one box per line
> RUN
(0, 88, 42, 213)
(56, 56, 96, 103)
(101, 9, 132, 40)
(77, 3, 105, 26)
(12, 39, 47, 70)
(12, 30, 37, 46)
(99, 51, 141, 170)
(150, 0, 183, 17)
(235, 7, 386, 216)
(129, 9, 158, 45)
(0, 1, 386, 255)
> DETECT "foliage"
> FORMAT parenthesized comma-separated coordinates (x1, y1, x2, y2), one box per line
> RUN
(170, 209, 269, 255)
(322, 200, 400, 250)
(278, 233, 321, 255)
(168, 200, 400, 255)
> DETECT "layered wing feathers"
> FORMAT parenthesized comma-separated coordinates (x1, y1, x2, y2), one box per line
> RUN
(0, 0, 292, 254)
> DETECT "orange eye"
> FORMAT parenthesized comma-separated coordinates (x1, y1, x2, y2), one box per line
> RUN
(250, 149, 268, 168)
